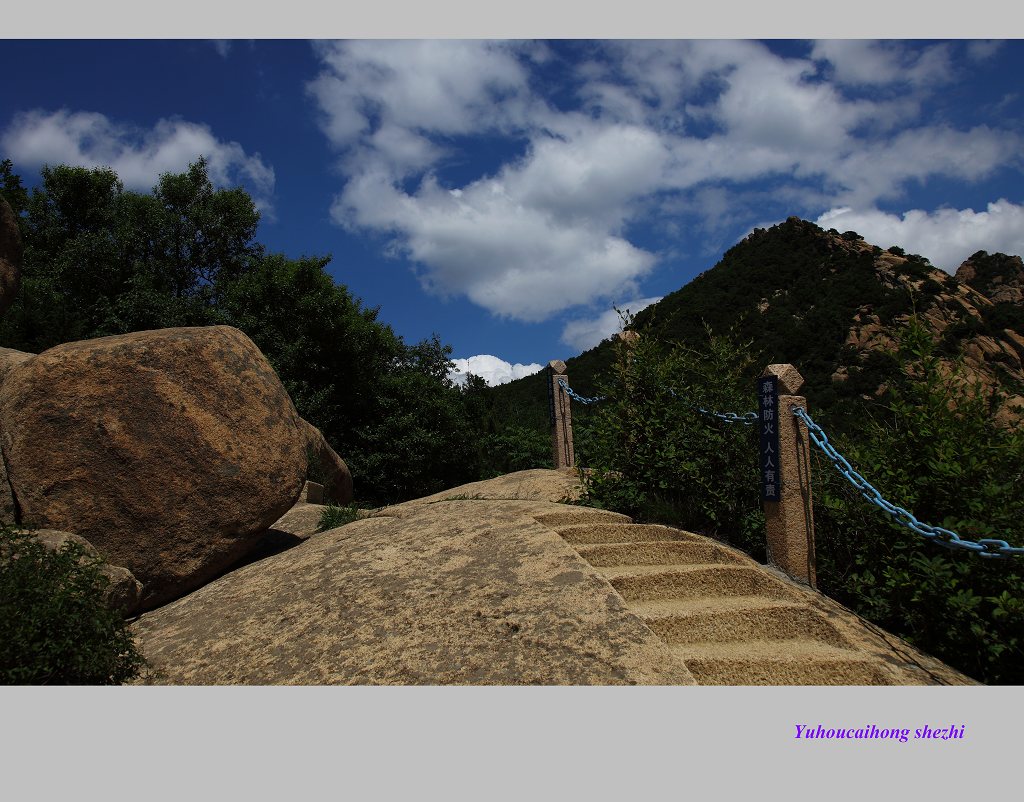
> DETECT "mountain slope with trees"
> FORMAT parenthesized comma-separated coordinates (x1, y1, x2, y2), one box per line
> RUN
(489, 216, 1024, 436)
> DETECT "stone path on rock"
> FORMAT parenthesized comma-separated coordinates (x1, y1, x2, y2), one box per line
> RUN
(533, 508, 972, 686)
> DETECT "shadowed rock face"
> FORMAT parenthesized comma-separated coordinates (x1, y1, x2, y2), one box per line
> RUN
(0, 198, 21, 316)
(0, 325, 307, 610)
(300, 419, 353, 505)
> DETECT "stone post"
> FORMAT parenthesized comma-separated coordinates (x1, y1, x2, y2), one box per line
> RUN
(761, 364, 816, 588)
(548, 360, 575, 469)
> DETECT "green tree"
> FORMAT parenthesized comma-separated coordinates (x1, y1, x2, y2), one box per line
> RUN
(0, 159, 252, 350)
(151, 158, 262, 299)
(350, 334, 480, 502)
(0, 158, 29, 219)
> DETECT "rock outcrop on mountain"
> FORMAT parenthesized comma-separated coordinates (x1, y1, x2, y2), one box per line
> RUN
(0, 325, 308, 611)
(956, 251, 1024, 305)
(0, 198, 21, 317)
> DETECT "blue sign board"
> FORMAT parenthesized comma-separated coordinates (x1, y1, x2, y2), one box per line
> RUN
(758, 375, 780, 502)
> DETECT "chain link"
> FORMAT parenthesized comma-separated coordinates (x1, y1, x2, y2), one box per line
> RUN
(668, 389, 758, 425)
(791, 405, 1024, 559)
(557, 376, 1020, 559)
(556, 378, 606, 405)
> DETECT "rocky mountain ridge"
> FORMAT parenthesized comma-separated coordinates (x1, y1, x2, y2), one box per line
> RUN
(487, 217, 1024, 430)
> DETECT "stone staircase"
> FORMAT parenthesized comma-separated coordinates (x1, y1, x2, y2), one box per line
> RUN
(533, 509, 969, 685)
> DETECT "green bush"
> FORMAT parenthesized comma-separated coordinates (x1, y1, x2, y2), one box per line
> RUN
(813, 318, 1024, 684)
(576, 324, 765, 558)
(317, 504, 362, 532)
(0, 528, 145, 685)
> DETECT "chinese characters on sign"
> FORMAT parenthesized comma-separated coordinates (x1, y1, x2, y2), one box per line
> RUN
(758, 375, 780, 502)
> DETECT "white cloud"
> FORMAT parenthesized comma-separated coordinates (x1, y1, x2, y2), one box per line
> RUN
(1, 109, 275, 212)
(966, 40, 1004, 62)
(560, 297, 662, 353)
(309, 40, 537, 161)
(211, 40, 232, 59)
(825, 125, 1021, 207)
(817, 200, 1024, 271)
(810, 40, 953, 87)
(448, 354, 544, 387)
(336, 170, 656, 322)
(308, 40, 1023, 322)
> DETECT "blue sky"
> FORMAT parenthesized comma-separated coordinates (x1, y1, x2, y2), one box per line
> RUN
(1, 38, 1023, 384)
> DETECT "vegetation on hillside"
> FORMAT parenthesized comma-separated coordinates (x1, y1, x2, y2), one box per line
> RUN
(488, 217, 1024, 443)
(812, 318, 1024, 684)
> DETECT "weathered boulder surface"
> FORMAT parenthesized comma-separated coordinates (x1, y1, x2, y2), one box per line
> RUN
(27, 529, 143, 616)
(0, 346, 32, 387)
(0, 198, 21, 316)
(0, 325, 307, 610)
(131, 470, 694, 685)
(300, 419, 353, 505)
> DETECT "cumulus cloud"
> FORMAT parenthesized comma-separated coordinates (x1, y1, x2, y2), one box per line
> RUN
(1, 108, 275, 212)
(308, 40, 1022, 322)
(817, 200, 1024, 271)
(810, 40, 953, 87)
(448, 354, 544, 387)
(336, 167, 656, 322)
(560, 297, 662, 353)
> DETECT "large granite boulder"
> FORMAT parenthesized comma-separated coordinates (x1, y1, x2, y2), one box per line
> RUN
(0, 198, 22, 316)
(0, 325, 307, 610)
(301, 418, 353, 505)
(131, 474, 694, 685)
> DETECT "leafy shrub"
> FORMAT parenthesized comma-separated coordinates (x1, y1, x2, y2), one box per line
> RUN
(0, 528, 145, 684)
(576, 324, 765, 558)
(479, 426, 553, 477)
(813, 318, 1024, 684)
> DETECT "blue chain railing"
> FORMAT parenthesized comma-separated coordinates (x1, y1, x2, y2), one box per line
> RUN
(792, 405, 1024, 559)
(555, 375, 1022, 559)
(669, 389, 757, 426)
(557, 378, 606, 405)
(558, 378, 756, 424)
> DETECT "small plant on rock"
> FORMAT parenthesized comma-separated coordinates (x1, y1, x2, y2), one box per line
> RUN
(317, 504, 362, 532)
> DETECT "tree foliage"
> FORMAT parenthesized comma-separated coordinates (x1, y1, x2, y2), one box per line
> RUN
(577, 321, 765, 558)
